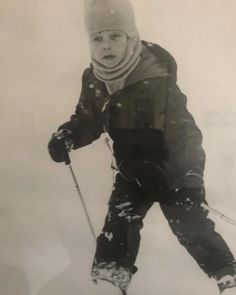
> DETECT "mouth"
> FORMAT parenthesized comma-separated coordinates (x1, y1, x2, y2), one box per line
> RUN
(103, 55, 116, 60)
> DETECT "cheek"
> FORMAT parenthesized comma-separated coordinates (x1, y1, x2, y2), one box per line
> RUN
(90, 46, 100, 58)
(90, 41, 100, 53)
(117, 42, 127, 57)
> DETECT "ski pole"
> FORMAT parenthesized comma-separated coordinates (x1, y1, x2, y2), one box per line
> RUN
(52, 128, 97, 242)
(202, 203, 236, 228)
(67, 163, 97, 241)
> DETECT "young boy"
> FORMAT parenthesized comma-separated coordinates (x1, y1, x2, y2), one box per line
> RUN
(48, 0, 236, 294)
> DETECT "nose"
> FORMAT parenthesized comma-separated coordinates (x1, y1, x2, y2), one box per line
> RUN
(102, 39, 111, 51)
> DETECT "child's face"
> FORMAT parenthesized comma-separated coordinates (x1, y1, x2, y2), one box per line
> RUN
(90, 30, 128, 68)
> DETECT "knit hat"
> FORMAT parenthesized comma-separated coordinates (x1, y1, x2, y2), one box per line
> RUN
(84, 0, 142, 84)
(84, 0, 138, 37)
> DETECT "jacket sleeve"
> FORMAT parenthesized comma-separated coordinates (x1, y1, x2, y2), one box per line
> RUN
(164, 77, 206, 189)
(58, 68, 103, 149)
(146, 42, 206, 189)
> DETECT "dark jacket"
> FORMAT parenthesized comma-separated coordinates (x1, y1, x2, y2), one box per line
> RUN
(59, 41, 205, 190)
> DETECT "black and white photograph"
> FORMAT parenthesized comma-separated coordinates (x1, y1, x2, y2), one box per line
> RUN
(1, 1, 236, 294)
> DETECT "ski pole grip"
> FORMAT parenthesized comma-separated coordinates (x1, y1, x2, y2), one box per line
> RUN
(53, 129, 74, 165)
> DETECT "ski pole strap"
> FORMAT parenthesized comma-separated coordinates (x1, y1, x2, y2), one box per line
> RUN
(68, 164, 97, 241)
(202, 203, 236, 228)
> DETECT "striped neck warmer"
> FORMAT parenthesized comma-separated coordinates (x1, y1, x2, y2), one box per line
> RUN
(91, 34, 142, 83)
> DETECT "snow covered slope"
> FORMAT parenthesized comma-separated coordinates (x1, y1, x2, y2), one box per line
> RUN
(1, 1, 236, 294)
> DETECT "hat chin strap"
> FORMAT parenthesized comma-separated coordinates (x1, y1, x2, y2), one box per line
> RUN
(91, 35, 142, 83)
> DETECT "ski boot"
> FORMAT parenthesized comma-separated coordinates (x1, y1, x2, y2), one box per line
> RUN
(216, 274, 236, 293)
(91, 261, 132, 295)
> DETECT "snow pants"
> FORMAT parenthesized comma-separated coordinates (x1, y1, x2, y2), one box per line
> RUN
(92, 173, 236, 283)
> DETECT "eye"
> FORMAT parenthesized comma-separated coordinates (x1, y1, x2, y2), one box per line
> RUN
(110, 33, 123, 40)
(92, 35, 103, 42)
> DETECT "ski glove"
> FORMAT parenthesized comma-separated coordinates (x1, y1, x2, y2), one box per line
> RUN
(48, 129, 74, 165)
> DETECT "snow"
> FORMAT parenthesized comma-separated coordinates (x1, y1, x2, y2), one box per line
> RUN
(104, 232, 113, 242)
(89, 83, 95, 89)
(116, 103, 122, 108)
(115, 202, 132, 210)
(1, 1, 236, 295)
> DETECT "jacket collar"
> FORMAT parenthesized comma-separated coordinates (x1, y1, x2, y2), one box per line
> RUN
(87, 41, 169, 91)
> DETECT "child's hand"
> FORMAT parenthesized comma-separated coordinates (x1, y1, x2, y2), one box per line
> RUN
(48, 129, 74, 165)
